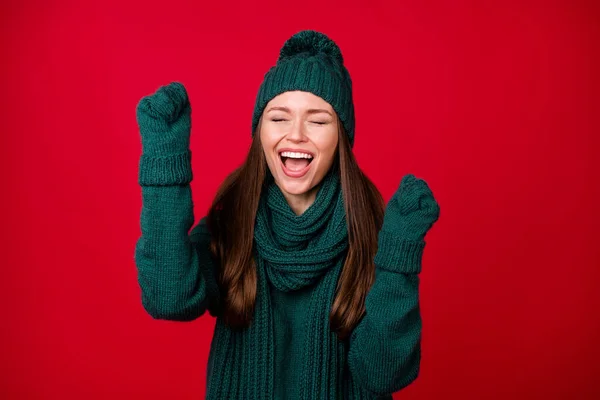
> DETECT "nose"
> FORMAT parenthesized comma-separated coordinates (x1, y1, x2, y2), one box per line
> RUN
(287, 120, 308, 143)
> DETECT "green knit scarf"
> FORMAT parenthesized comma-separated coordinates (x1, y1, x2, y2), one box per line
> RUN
(254, 168, 348, 291)
(205, 168, 350, 399)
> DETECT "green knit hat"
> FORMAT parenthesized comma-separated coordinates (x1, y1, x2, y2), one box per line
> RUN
(251, 30, 355, 147)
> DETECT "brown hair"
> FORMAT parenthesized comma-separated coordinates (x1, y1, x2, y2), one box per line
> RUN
(207, 116, 384, 341)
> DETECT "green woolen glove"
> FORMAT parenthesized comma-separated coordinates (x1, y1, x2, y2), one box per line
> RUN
(374, 174, 440, 274)
(136, 81, 191, 157)
(382, 174, 440, 242)
(136, 82, 193, 186)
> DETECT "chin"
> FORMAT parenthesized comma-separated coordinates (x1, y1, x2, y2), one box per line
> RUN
(276, 174, 316, 195)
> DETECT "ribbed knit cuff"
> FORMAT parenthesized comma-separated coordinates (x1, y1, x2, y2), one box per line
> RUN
(374, 230, 425, 274)
(138, 150, 193, 186)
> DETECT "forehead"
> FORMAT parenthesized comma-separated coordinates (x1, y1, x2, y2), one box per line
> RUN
(266, 91, 333, 110)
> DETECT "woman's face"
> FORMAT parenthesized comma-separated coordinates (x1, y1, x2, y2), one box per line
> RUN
(260, 90, 339, 199)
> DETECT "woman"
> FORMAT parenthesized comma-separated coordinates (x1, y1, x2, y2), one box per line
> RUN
(134, 30, 440, 399)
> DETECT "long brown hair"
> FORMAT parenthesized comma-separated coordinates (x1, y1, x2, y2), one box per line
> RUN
(206, 116, 384, 341)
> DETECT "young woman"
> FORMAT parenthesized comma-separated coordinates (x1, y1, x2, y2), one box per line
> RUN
(134, 30, 440, 400)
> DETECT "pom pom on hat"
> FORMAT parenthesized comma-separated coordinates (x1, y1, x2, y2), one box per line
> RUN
(278, 30, 344, 64)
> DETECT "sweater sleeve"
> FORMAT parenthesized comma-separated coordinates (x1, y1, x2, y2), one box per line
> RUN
(347, 230, 425, 396)
(133, 152, 220, 321)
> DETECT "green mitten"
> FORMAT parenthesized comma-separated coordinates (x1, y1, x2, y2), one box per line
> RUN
(382, 174, 440, 242)
(136, 81, 191, 156)
(135, 82, 193, 185)
(374, 174, 440, 273)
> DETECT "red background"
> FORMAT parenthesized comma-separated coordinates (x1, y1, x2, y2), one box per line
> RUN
(2, 0, 599, 398)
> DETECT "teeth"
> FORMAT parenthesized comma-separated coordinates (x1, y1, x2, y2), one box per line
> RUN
(280, 151, 313, 159)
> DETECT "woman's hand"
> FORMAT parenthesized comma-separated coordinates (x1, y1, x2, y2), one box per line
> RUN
(136, 81, 192, 156)
(381, 174, 440, 242)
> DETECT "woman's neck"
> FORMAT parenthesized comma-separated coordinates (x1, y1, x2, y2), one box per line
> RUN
(281, 184, 320, 216)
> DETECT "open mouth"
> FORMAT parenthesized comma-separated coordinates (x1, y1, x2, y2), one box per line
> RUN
(279, 151, 314, 172)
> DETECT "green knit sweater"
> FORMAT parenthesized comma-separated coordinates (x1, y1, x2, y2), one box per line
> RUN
(134, 82, 440, 399)
(135, 172, 425, 399)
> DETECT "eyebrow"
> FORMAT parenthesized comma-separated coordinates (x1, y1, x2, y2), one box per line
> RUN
(266, 106, 333, 116)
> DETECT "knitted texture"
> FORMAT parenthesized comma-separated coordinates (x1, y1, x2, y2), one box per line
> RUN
(204, 169, 350, 399)
(134, 168, 428, 398)
(251, 30, 356, 147)
(136, 82, 193, 185)
(255, 168, 348, 291)
(261, 169, 347, 396)
(374, 174, 440, 274)
(133, 83, 436, 399)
